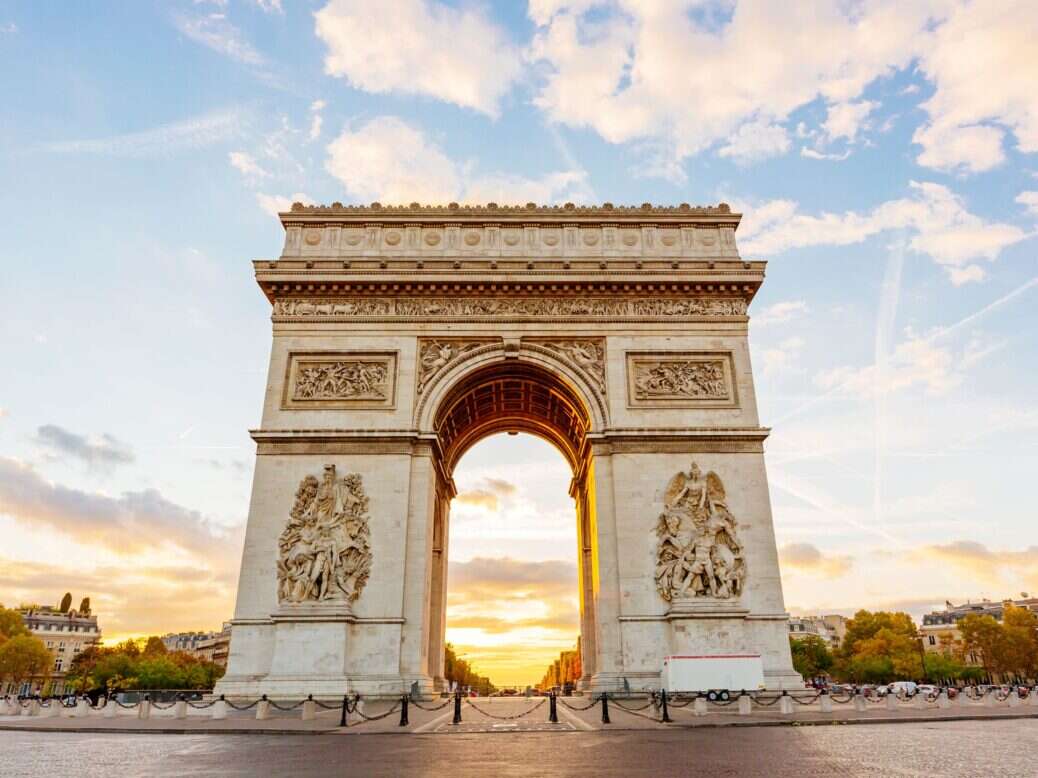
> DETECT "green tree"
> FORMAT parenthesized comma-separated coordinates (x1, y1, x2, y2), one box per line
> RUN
(789, 634, 834, 679)
(0, 635, 52, 689)
(0, 604, 29, 642)
(834, 610, 921, 683)
(958, 614, 1004, 679)
(78, 598, 91, 615)
(142, 636, 168, 656)
(59, 592, 72, 613)
(1000, 604, 1038, 679)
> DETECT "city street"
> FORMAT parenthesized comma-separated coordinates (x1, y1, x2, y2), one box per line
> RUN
(1, 719, 1036, 777)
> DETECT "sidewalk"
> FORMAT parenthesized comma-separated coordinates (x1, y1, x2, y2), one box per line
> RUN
(2, 694, 1036, 736)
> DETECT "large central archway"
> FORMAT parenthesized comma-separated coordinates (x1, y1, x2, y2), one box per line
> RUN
(425, 357, 600, 689)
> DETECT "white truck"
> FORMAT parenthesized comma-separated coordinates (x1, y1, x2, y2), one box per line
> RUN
(662, 654, 765, 700)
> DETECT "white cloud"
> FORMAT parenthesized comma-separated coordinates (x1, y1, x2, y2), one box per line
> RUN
(253, 0, 283, 13)
(718, 120, 790, 163)
(228, 150, 270, 178)
(1016, 190, 1038, 217)
(43, 108, 242, 157)
(529, 1, 937, 172)
(308, 100, 325, 141)
(823, 100, 878, 142)
(913, 0, 1038, 174)
(172, 12, 264, 65)
(800, 147, 850, 161)
(0, 21, 17, 34)
(760, 336, 805, 378)
(738, 181, 1028, 283)
(314, 0, 521, 117)
(324, 116, 591, 205)
(815, 330, 1003, 398)
(779, 542, 852, 578)
(255, 191, 314, 218)
(753, 300, 809, 327)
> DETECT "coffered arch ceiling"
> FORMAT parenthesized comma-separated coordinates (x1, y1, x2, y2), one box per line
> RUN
(433, 361, 592, 475)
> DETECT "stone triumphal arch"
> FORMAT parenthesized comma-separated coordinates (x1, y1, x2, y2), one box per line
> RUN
(215, 202, 800, 699)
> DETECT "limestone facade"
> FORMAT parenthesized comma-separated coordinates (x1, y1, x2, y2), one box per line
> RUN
(214, 202, 801, 699)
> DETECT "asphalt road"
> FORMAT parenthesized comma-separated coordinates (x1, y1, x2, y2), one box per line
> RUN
(2, 719, 1036, 777)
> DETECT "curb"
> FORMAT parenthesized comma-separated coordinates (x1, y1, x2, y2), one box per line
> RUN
(1, 710, 1035, 736)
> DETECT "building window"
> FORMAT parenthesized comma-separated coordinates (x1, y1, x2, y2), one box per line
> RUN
(46, 641, 54, 649)
(928, 635, 936, 645)
(54, 659, 63, 672)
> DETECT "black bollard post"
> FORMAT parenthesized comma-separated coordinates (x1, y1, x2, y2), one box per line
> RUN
(452, 691, 462, 725)
(660, 688, 672, 723)
(549, 692, 559, 724)
(339, 693, 349, 728)
(601, 692, 611, 725)
(399, 694, 409, 727)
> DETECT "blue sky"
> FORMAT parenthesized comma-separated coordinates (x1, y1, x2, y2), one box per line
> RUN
(1, 1, 1036, 682)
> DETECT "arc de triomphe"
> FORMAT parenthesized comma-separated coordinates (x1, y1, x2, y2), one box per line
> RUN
(214, 202, 801, 698)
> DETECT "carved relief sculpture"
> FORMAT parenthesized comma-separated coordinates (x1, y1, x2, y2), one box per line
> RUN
(283, 353, 396, 409)
(277, 465, 372, 606)
(655, 463, 745, 602)
(294, 360, 389, 401)
(634, 359, 728, 400)
(536, 340, 606, 393)
(416, 340, 491, 394)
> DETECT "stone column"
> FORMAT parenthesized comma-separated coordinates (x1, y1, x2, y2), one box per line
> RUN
(587, 452, 624, 691)
(398, 447, 438, 692)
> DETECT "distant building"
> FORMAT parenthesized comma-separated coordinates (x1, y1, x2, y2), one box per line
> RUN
(161, 631, 217, 653)
(919, 595, 1038, 664)
(788, 615, 847, 649)
(193, 623, 232, 668)
(16, 594, 101, 695)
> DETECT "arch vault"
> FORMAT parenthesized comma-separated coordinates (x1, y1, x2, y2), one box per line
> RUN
(215, 202, 801, 698)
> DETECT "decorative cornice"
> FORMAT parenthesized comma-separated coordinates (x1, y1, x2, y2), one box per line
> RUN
(285, 201, 737, 219)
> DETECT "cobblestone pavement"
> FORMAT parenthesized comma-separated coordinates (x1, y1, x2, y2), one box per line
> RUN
(2, 719, 1037, 777)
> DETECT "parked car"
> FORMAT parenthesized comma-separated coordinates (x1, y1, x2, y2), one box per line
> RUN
(916, 684, 939, 698)
(887, 681, 918, 697)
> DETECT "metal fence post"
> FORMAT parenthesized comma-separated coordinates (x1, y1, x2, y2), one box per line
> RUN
(339, 693, 349, 727)
(600, 692, 611, 725)
(660, 688, 672, 723)
(452, 691, 462, 724)
(399, 694, 409, 726)
(549, 692, 558, 723)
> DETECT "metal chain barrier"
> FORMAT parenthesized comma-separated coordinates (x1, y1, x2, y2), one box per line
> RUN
(114, 699, 140, 709)
(557, 696, 600, 711)
(608, 697, 655, 712)
(608, 698, 663, 722)
(150, 700, 177, 710)
(410, 697, 453, 712)
(314, 699, 343, 710)
(267, 699, 306, 712)
(347, 700, 402, 725)
(186, 699, 219, 709)
(750, 693, 783, 708)
(464, 697, 546, 720)
(225, 698, 262, 711)
(790, 693, 822, 706)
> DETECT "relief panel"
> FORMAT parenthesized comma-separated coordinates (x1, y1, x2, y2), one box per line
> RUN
(282, 351, 397, 410)
(625, 351, 738, 408)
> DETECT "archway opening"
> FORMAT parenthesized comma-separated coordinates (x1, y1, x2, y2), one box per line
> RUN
(427, 360, 598, 692)
(444, 433, 580, 691)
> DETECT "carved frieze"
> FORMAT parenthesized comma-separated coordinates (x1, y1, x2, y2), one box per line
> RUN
(277, 465, 372, 606)
(531, 339, 606, 394)
(416, 339, 496, 394)
(655, 463, 745, 603)
(273, 297, 747, 321)
(283, 352, 397, 409)
(626, 352, 737, 407)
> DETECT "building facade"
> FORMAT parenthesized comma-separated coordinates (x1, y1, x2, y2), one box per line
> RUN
(16, 595, 101, 695)
(161, 631, 217, 653)
(919, 596, 1038, 663)
(788, 615, 847, 649)
(194, 623, 232, 668)
(215, 201, 802, 699)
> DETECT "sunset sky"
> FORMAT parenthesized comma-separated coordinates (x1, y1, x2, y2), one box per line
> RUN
(1, 1, 1037, 686)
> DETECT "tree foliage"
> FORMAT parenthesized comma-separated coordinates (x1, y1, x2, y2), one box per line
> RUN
(959, 605, 1038, 680)
(789, 634, 834, 679)
(442, 643, 495, 693)
(0, 635, 52, 687)
(64, 637, 225, 692)
(0, 604, 29, 643)
(834, 610, 923, 683)
(59, 592, 72, 613)
(537, 645, 583, 690)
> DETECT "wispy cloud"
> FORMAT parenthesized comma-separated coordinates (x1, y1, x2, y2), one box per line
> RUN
(43, 108, 244, 157)
(779, 542, 853, 578)
(172, 11, 264, 66)
(35, 424, 134, 470)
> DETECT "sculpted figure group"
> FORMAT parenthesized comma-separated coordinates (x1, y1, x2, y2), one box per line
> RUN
(655, 462, 745, 602)
(277, 465, 372, 605)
